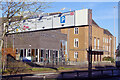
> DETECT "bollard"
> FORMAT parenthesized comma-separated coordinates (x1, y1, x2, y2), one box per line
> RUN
(20, 76, 22, 80)
(77, 72, 79, 77)
(61, 73, 64, 78)
(112, 70, 114, 76)
(101, 70, 103, 75)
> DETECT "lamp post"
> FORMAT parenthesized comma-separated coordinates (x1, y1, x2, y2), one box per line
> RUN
(88, 9, 92, 78)
(113, 6, 116, 60)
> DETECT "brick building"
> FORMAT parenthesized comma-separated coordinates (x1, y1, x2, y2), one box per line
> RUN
(61, 20, 116, 63)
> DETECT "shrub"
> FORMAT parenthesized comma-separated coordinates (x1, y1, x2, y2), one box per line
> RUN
(31, 68, 54, 71)
(58, 67, 64, 70)
(102, 56, 115, 63)
(6, 61, 30, 75)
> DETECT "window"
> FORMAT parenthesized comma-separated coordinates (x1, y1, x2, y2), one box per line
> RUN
(27, 49, 31, 57)
(74, 52, 78, 59)
(74, 27, 79, 34)
(94, 38, 96, 49)
(74, 38, 79, 47)
(97, 39, 99, 49)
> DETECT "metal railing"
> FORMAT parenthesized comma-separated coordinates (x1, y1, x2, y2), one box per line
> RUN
(61, 68, 120, 78)
(2, 68, 120, 79)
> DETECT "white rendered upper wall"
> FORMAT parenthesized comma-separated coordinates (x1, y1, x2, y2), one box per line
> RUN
(8, 9, 89, 33)
(75, 9, 88, 26)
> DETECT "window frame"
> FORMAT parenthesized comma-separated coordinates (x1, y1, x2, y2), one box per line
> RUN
(74, 27, 79, 34)
(74, 38, 79, 47)
(74, 52, 78, 59)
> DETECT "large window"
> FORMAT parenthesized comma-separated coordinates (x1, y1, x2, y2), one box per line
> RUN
(27, 49, 31, 57)
(74, 52, 78, 59)
(74, 38, 79, 47)
(40, 49, 44, 62)
(97, 38, 99, 49)
(20, 49, 24, 57)
(24, 49, 26, 57)
(74, 27, 79, 34)
(94, 37, 96, 49)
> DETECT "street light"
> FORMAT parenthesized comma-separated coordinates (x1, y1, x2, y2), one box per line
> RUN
(88, 9, 92, 78)
(113, 6, 116, 60)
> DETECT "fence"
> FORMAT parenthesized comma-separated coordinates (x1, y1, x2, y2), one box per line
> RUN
(2, 68, 120, 79)
(61, 68, 120, 78)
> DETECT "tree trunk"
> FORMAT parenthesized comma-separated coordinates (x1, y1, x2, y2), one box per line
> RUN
(0, 21, 8, 71)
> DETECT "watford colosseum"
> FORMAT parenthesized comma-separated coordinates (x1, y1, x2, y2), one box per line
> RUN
(2, 9, 116, 65)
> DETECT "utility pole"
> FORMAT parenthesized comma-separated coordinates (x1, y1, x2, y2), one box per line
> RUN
(88, 9, 92, 78)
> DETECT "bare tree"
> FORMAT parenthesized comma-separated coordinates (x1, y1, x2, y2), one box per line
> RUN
(0, 0, 50, 70)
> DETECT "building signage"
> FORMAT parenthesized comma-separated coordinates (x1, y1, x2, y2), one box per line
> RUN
(60, 16, 65, 23)
(8, 9, 89, 33)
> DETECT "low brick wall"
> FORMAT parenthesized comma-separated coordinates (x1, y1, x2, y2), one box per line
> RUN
(66, 61, 115, 67)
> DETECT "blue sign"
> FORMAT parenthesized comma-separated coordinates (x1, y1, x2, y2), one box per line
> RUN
(60, 16, 65, 23)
